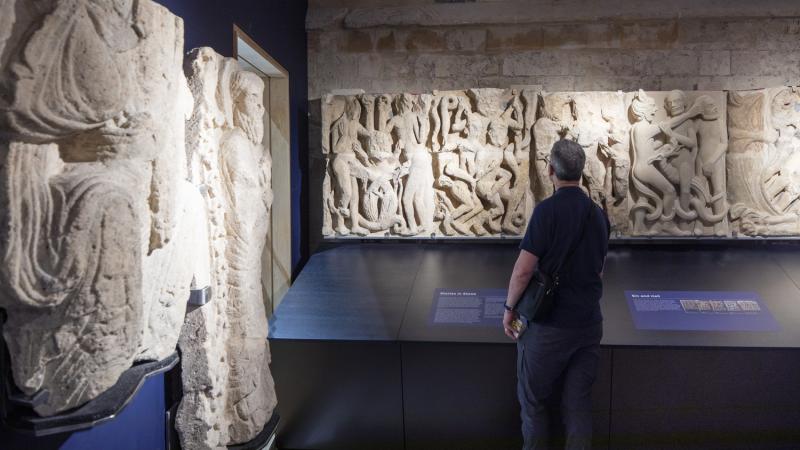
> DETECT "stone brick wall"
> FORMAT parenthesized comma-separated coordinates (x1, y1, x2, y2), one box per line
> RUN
(307, 0, 800, 99)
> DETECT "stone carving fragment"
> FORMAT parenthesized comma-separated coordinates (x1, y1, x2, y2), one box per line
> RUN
(323, 87, 772, 237)
(728, 87, 800, 235)
(178, 48, 276, 449)
(322, 88, 536, 237)
(626, 90, 729, 236)
(0, 0, 204, 415)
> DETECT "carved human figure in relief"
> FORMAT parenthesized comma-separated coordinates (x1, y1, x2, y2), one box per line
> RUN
(571, 96, 612, 205)
(661, 90, 700, 232)
(330, 97, 371, 235)
(629, 90, 705, 236)
(354, 94, 403, 234)
(384, 93, 435, 235)
(219, 69, 276, 444)
(434, 145, 480, 235)
(691, 96, 729, 235)
(0, 0, 200, 415)
(534, 93, 574, 200)
(600, 104, 631, 204)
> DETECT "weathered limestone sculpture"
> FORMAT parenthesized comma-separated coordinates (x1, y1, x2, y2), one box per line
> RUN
(627, 90, 729, 236)
(728, 87, 800, 235)
(178, 48, 276, 449)
(0, 0, 203, 415)
(322, 88, 536, 237)
(322, 87, 747, 238)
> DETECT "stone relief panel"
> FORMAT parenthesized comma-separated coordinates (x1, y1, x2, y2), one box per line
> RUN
(321, 88, 537, 237)
(321, 88, 756, 237)
(0, 0, 205, 416)
(178, 48, 276, 449)
(625, 90, 729, 237)
(728, 87, 800, 236)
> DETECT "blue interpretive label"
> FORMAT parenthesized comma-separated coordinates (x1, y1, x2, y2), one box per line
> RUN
(431, 288, 507, 326)
(625, 290, 780, 332)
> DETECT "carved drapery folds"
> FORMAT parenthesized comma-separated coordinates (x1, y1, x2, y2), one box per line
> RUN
(322, 87, 800, 238)
(178, 48, 276, 449)
(0, 0, 205, 416)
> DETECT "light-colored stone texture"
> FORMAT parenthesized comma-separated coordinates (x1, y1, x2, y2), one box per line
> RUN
(306, 1, 800, 30)
(322, 87, 794, 238)
(699, 50, 731, 76)
(728, 87, 800, 236)
(178, 47, 276, 449)
(625, 90, 729, 236)
(445, 29, 487, 52)
(0, 0, 203, 415)
(322, 88, 535, 237)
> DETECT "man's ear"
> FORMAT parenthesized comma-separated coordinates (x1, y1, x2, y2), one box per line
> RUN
(548, 164, 555, 176)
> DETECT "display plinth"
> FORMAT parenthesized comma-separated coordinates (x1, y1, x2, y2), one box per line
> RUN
(270, 243, 800, 449)
(228, 412, 280, 450)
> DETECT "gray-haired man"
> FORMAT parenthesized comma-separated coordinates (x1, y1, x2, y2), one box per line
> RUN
(503, 139, 610, 449)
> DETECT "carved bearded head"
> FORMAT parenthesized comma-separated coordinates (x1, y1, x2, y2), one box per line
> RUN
(231, 71, 265, 144)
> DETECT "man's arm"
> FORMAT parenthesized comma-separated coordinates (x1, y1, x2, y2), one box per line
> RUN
(503, 249, 539, 340)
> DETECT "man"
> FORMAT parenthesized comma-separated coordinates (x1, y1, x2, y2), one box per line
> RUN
(503, 139, 610, 449)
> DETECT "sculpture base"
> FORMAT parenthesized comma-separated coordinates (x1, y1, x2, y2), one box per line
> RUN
(227, 412, 280, 450)
(1, 352, 179, 437)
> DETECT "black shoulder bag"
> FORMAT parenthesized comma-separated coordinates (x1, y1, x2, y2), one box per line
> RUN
(515, 200, 594, 323)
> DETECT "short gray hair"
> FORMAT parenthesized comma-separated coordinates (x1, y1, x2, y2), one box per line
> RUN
(550, 139, 585, 181)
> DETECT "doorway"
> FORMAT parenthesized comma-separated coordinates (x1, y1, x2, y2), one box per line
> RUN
(233, 25, 291, 314)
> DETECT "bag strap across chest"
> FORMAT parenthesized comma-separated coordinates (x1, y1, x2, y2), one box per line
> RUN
(551, 197, 594, 284)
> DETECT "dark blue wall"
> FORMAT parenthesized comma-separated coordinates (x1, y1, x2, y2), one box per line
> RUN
(157, 0, 309, 277)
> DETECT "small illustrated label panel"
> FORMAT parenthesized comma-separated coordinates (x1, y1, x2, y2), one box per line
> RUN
(625, 290, 780, 331)
(431, 289, 507, 326)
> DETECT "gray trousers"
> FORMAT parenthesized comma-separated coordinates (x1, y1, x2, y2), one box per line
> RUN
(516, 321, 603, 450)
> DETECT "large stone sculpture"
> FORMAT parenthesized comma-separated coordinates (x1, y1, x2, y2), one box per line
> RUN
(322, 88, 536, 237)
(728, 87, 800, 235)
(0, 0, 205, 415)
(178, 48, 276, 449)
(321, 87, 755, 237)
(626, 90, 729, 236)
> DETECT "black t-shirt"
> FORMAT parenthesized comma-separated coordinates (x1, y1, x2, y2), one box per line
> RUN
(519, 186, 610, 328)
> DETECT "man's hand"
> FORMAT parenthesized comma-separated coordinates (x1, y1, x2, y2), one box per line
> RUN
(503, 309, 518, 341)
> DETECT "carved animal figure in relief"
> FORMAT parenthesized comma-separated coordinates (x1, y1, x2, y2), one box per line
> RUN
(764, 88, 800, 213)
(434, 148, 481, 235)
(628, 90, 705, 236)
(728, 88, 800, 235)
(502, 89, 536, 235)
(330, 97, 371, 235)
(355, 95, 403, 233)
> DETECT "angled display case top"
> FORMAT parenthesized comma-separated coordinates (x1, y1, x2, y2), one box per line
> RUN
(271, 243, 800, 349)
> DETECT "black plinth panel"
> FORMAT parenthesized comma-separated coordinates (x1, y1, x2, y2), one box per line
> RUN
(270, 243, 800, 449)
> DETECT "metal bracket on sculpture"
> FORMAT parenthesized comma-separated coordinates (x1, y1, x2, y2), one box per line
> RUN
(6, 387, 50, 410)
(188, 285, 212, 308)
